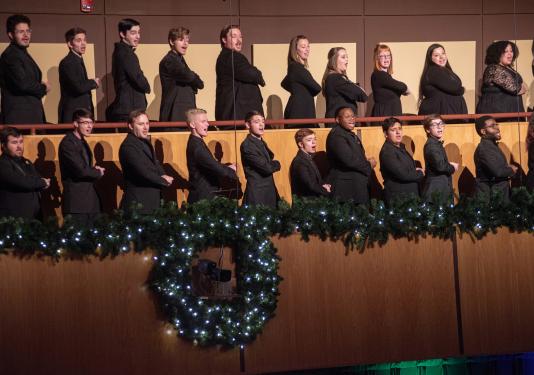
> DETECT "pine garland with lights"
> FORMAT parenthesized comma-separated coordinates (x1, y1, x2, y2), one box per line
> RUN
(0, 189, 533, 347)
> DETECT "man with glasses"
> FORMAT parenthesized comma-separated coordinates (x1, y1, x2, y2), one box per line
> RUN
(58, 108, 105, 226)
(421, 114, 458, 201)
(0, 14, 51, 124)
(474, 115, 517, 202)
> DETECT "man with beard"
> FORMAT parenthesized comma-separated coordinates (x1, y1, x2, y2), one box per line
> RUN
(474, 115, 517, 202)
(215, 25, 265, 121)
(58, 27, 100, 124)
(0, 127, 49, 219)
(0, 14, 50, 124)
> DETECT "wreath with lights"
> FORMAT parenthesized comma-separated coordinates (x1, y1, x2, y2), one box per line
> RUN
(1, 190, 534, 348)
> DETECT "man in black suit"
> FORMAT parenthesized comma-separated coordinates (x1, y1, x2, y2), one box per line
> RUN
(326, 106, 376, 204)
(474, 115, 517, 202)
(119, 110, 173, 213)
(240, 111, 280, 207)
(58, 28, 100, 124)
(290, 128, 330, 198)
(186, 108, 237, 204)
(58, 108, 104, 226)
(0, 127, 49, 219)
(215, 25, 265, 121)
(0, 14, 50, 124)
(421, 114, 458, 202)
(107, 19, 150, 122)
(159, 27, 204, 122)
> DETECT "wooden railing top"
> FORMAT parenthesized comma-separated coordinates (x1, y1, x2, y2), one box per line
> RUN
(7, 112, 532, 135)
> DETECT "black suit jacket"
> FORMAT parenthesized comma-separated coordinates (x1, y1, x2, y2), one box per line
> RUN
(326, 124, 371, 203)
(215, 48, 265, 121)
(186, 135, 237, 203)
(281, 61, 321, 124)
(379, 141, 424, 203)
(422, 136, 455, 201)
(474, 138, 515, 201)
(240, 134, 280, 207)
(0, 153, 46, 219)
(119, 133, 167, 213)
(58, 132, 101, 214)
(324, 73, 367, 118)
(58, 51, 97, 123)
(290, 150, 329, 198)
(159, 51, 204, 122)
(0, 42, 46, 124)
(107, 41, 150, 122)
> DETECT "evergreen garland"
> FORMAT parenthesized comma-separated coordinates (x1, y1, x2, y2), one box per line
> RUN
(0, 188, 533, 347)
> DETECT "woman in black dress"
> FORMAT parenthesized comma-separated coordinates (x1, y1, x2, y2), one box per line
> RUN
(159, 27, 204, 122)
(371, 44, 408, 117)
(322, 47, 367, 118)
(379, 117, 424, 204)
(525, 115, 534, 190)
(281, 35, 322, 128)
(476, 40, 527, 115)
(418, 43, 467, 116)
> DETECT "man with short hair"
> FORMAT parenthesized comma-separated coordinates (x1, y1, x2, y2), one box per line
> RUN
(159, 27, 204, 122)
(186, 108, 237, 204)
(0, 127, 49, 219)
(0, 14, 50, 124)
(326, 106, 376, 204)
(58, 108, 104, 226)
(290, 128, 331, 198)
(474, 115, 517, 202)
(215, 25, 265, 121)
(107, 19, 150, 122)
(58, 27, 100, 124)
(119, 110, 173, 213)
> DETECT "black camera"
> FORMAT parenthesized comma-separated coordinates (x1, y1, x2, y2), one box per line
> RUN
(197, 259, 231, 282)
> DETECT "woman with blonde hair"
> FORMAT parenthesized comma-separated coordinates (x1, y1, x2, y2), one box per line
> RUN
(322, 47, 367, 118)
(281, 35, 321, 128)
(371, 44, 408, 117)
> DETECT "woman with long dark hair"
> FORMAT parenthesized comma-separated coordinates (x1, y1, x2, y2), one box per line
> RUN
(281, 35, 321, 128)
(418, 43, 467, 115)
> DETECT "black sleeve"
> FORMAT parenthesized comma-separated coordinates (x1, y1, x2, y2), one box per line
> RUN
(0, 160, 46, 192)
(233, 53, 265, 86)
(161, 56, 197, 85)
(293, 161, 329, 196)
(332, 74, 368, 103)
(373, 71, 407, 95)
(424, 142, 455, 175)
(241, 142, 280, 177)
(291, 64, 321, 95)
(427, 66, 464, 96)
(3, 54, 46, 98)
(123, 51, 151, 94)
(59, 60, 98, 96)
(59, 140, 101, 180)
(379, 145, 424, 182)
(120, 145, 167, 186)
(478, 145, 515, 179)
(195, 145, 237, 180)
(327, 133, 371, 176)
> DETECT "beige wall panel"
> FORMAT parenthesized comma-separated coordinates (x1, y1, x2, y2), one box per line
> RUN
(253, 43, 358, 120)
(0, 43, 97, 123)
(383, 41, 476, 114)
(515, 40, 534, 110)
(135, 44, 220, 121)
